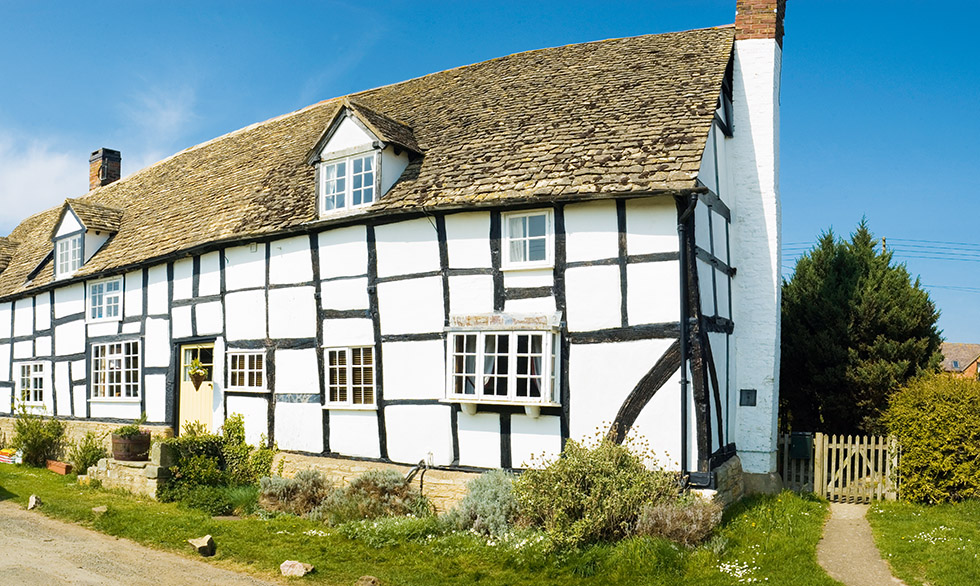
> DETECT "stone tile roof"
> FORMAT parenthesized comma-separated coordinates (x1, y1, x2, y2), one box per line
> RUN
(63, 199, 124, 234)
(940, 343, 980, 372)
(347, 99, 421, 154)
(0, 237, 17, 274)
(0, 26, 734, 300)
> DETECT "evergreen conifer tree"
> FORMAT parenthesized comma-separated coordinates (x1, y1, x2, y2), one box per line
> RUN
(779, 221, 942, 433)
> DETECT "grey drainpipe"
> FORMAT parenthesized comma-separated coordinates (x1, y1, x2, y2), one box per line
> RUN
(677, 194, 698, 479)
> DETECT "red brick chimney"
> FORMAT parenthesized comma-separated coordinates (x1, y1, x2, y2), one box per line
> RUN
(89, 148, 121, 190)
(735, 0, 786, 47)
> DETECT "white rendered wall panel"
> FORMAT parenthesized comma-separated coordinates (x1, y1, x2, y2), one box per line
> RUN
(225, 290, 266, 341)
(456, 412, 502, 469)
(13, 298, 32, 337)
(84, 232, 109, 263)
(144, 374, 168, 423)
(504, 296, 558, 314)
(13, 341, 32, 359)
(712, 211, 730, 264)
(445, 212, 491, 268)
(448, 275, 493, 316)
(54, 284, 85, 319)
(275, 402, 324, 453)
(34, 295, 51, 331)
(268, 287, 316, 339)
(321, 277, 369, 311)
(171, 305, 193, 340)
(34, 336, 51, 357)
(564, 201, 619, 262)
(274, 348, 319, 394)
(144, 318, 171, 368)
(89, 401, 142, 421)
(318, 226, 368, 279)
(55, 320, 85, 356)
(270, 236, 313, 285)
(511, 414, 562, 468)
(381, 340, 445, 401)
(87, 321, 118, 338)
(375, 218, 441, 278)
(717, 277, 731, 319)
(625, 198, 677, 255)
(195, 301, 223, 336)
(73, 385, 86, 416)
(55, 211, 82, 237)
(627, 262, 679, 326)
(698, 126, 718, 195)
(565, 265, 621, 331)
(322, 318, 374, 347)
(322, 116, 373, 153)
(697, 260, 716, 316)
(329, 411, 380, 458)
(385, 405, 452, 466)
(121, 322, 141, 334)
(694, 204, 712, 250)
(0, 302, 10, 338)
(124, 271, 143, 318)
(380, 147, 411, 195)
(199, 252, 221, 297)
(226, 395, 269, 445)
(172, 258, 193, 300)
(377, 277, 443, 335)
(71, 359, 86, 381)
(146, 265, 169, 315)
(0, 344, 9, 381)
(0, 386, 10, 413)
(503, 268, 553, 289)
(224, 244, 266, 291)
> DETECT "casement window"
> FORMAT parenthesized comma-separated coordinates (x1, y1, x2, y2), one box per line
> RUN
(88, 277, 123, 322)
(56, 235, 82, 277)
(326, 347, 375, 407)
(320, 152, 377, 214)
(17, 363, 45, 404)
(502, 210, 553, 269)
(447, 330, 560, 409)
(228, 351, 266, 391)
(91, 340, 140, 399)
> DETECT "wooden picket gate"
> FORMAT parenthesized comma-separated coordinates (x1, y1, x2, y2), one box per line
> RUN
(777, 432, 899, 503)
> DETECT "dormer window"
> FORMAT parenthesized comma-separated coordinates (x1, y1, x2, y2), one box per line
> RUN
(321, 152, 377, 212)
(56, 234, 82, 277)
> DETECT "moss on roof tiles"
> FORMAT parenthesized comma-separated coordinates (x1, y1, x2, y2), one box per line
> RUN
(0, 27, 734, 300)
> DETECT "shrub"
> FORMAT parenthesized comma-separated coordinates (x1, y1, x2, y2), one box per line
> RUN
(259, 468, 334, 517)
(221, 414, 276, 485)
(113, 413, 147, 438)
(634, 496, 722, 547)
(226, 484, 260, 516)
(68, 431, 109, 473)
(180, 485, 235, 516)
(316, 468, 430, 525)
(11, 405, 67, 466)
(514, 435, 679, 548)
(883, 375, 980, 503)
(445, 469, 518, 536)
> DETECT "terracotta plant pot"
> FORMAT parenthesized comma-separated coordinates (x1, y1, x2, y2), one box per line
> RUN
(190, 372, 206, 390)
(112, 432, 151, 461)
(46, 460, 72, 475)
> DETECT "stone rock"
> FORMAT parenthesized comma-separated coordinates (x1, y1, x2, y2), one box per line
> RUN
(355, 576, 381, 586)
(27, 495, 41, 510)
(92, 505, 108, 514)
(188, 535, 216, 557)
(151, 442, 175, 468)
(280, 560, 314, 577)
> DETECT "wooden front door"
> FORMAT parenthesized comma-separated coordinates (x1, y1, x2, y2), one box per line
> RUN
(178, 343, 215, 434)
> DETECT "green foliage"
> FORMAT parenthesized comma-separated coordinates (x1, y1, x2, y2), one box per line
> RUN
(114, 412, 148, 439)
(315, 468, 431, 525)
(634, 496, 723, 547)
(179, 485, 235, 516)
(11, 404, 67, 466)
(780, 221, 942, 433)
(67, 431, 108, 473)
(338, 515, 447, 548)
(514, 435, 679, 548)
(883, 375, 980, 503)
(220, 414, 276, 485)
(259, 468, 334, 517)
(445, 469, 519, 536)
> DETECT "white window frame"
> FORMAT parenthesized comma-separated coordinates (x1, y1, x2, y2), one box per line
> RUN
(445, 330, 560, 412)
(90, 340, 141, 401)
(319, 151, 378, 215)
(227, 350, 267, 392)
(56, 234, 82, 278)
(87, 276, 123, 323)
(501, 209, 554, 270)
(324, 346, 376, 409)
(16, 362, 45, 405)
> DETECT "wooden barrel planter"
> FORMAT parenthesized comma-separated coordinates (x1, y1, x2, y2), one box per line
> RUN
(112, 432, 151, 461)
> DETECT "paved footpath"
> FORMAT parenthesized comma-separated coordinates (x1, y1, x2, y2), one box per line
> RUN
(0, 500, 281, 586)
(817, 502, 906, 586)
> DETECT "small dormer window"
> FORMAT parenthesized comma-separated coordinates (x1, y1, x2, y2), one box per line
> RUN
(321, 152, 376, 213)
(56, 235, 82, 277)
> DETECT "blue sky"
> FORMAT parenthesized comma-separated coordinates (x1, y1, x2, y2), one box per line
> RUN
(0, 1, 977, 342)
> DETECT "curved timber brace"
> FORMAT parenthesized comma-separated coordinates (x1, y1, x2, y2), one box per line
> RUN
(607, 193, 725, 477)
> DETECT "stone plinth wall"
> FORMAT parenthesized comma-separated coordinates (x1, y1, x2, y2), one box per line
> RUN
(83, 443, 172, 499)
(692, 455, 745, 508)
(275, 452, 480, 513)
(0, 416, 172, 454)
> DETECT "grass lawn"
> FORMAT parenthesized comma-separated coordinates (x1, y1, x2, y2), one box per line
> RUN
(0, 465, 840, 585)
(868, 500, 980, 586)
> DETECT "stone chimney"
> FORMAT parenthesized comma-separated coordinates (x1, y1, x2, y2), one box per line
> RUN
(89, 148, 121, 190)
(735, 0, 786, 47)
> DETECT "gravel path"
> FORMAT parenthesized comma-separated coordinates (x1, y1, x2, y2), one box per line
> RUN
(0, 500, 281, 586)
(817, 503, 905, 586)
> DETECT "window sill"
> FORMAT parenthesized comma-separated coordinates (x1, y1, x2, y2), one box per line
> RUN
(89, 397, 141, 404)
(322, 403, 377, 411)
(226, 388, 270, 394)
(500, 262, 554, 272)
(86, 316, 123, 325)
(440, 398, 560, 418)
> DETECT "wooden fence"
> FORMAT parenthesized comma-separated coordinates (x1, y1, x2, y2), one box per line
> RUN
(777, 432, 899, 503)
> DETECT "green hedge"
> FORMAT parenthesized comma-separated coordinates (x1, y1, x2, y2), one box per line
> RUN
(884, 375, 980, 503)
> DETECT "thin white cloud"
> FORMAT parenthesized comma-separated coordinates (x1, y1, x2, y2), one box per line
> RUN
(0, 134, 87, 236)
(119, 82, 200, 174)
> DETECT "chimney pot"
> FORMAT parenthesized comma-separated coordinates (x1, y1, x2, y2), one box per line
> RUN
(89, 148, 121, 190)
